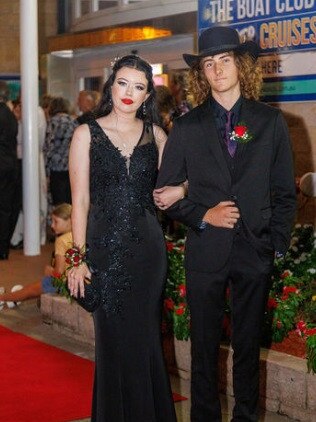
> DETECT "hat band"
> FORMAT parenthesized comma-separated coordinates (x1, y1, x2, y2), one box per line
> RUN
(198, 43, 239, 57)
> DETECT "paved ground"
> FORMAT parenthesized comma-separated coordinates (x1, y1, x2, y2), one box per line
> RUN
(0, 246, 293, 421)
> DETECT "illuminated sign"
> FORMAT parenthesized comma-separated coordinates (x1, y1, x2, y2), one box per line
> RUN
(48, 27, 172, 53)
(198, 0, 316, 54)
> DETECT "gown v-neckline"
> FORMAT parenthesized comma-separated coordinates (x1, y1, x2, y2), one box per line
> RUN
(94, 119, 145, 162)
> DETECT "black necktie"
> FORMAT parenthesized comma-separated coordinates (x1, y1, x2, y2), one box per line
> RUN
(225, 111, 237, 157)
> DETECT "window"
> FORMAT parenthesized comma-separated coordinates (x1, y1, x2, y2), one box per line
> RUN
(84, 76, 103, 92)
(98, 1, 117, 9)
(81, 0, 91, 15)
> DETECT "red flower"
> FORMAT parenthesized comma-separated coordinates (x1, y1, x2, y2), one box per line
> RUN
(283, 286, 297, 294)
(177, 284, 186, 297)
(281, 285, 298, 300)
(175, 303, 186, 315)
(276, 320, 282, 329)
(52, 271, 61, 278)
(234, 125, 247, 137)
(267, 297, 278, 309)
(280, 270, 292, 279)
(164, 298, 174, 310)
(230, 122, 253, 143)
(166, 242, 174, 252)
(297, 320, 307, 331)
(305, 328, 316, 337)
(296, 320, 307, 336)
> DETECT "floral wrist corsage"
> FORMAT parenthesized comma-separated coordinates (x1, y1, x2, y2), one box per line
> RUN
(230, 122, 253, 143)
(65, 245, 86, 268)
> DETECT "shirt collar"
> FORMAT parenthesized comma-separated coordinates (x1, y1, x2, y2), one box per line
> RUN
(210, 96, 242, 120)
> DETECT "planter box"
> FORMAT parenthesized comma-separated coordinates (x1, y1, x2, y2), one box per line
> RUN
(41, 293, 95, 345)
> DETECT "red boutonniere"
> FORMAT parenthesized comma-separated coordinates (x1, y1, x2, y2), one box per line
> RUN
(230, 122, 253, 143)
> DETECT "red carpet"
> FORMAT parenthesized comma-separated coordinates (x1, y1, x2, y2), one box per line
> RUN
(0, 325, 186, 421)
(0, 325, 94, 422)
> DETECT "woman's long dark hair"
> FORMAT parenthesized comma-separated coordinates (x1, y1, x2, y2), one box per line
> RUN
(95, 55, 159, 124)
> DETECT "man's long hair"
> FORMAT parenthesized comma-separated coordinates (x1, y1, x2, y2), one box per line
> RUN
(188, 52, 263, 105)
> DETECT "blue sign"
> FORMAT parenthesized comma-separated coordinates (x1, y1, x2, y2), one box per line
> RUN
(198, 0, 316, 54)
(261, 74, 316, 101)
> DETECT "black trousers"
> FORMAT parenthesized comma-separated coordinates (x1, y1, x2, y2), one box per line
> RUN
(187, 234, 274, 422)
(50, 170, 71, 205)
(0, 168, 17, 255)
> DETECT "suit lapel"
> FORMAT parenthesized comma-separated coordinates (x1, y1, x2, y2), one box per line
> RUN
(198, 100, 231, 187)
(235, 99, 256, 161)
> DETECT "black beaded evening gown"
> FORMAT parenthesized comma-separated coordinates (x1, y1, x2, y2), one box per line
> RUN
(86, 120, 176, 422)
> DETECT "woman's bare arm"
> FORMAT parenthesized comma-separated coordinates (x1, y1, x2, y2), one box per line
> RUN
(67, 125, 91, 298)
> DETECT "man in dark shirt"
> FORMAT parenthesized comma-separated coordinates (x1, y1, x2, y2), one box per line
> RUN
(156, 26, 296, 421)
(0, 81, 18, 259)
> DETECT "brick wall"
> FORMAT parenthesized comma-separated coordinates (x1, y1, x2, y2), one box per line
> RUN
(0, 0, 57, 74)
(0, 1, 20, 73)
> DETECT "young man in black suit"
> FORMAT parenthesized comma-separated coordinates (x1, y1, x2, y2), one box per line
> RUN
(155, 26, 296, 421)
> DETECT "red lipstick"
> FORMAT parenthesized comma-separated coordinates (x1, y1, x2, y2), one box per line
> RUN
(122, 98, 133, 105)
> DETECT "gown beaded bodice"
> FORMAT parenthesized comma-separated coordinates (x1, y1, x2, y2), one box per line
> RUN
(87, 119, 159, 315)
(89, 119, 158, 213)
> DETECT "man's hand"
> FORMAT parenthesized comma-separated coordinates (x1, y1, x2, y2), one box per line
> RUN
(202, 201, 240, 229)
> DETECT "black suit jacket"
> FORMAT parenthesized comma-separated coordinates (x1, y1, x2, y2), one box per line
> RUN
(0, 102, 18, 172)
(157, 97, 296, 272)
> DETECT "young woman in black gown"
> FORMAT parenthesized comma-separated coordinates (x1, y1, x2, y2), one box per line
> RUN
(67, 55, 185, 421)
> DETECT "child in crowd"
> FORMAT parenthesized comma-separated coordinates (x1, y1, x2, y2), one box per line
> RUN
(0, 203, 72, 310)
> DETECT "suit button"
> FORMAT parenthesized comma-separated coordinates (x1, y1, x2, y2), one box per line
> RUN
(231, 195, 237, 200)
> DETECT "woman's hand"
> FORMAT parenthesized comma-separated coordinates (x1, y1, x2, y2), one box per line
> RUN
(153, 185, 186, 210)
(67, 263, 92, 298)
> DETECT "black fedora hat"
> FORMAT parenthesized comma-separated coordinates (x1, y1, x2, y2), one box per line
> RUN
(183, 26, 260, 68)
